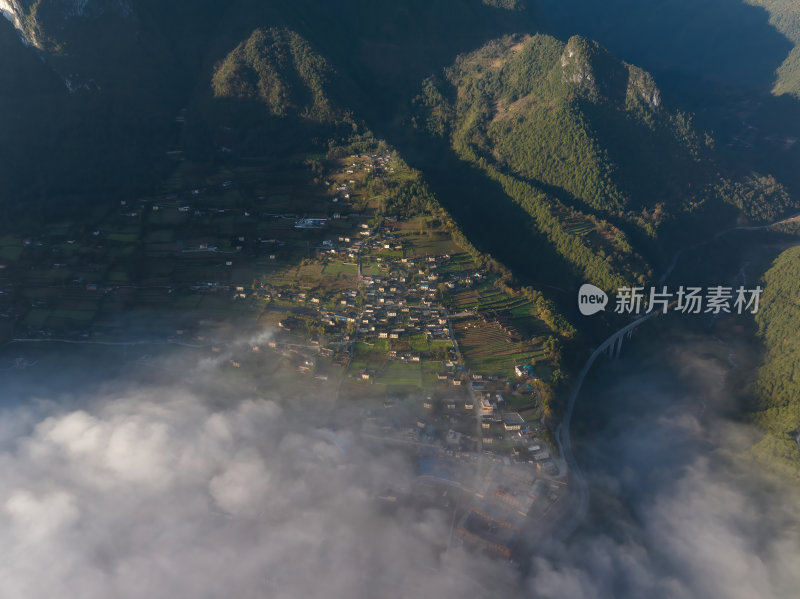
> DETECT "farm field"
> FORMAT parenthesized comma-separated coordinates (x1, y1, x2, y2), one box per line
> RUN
(452, 314, 545, 376)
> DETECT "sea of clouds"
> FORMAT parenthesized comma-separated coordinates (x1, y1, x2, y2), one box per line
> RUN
(1, 331, 799, 598)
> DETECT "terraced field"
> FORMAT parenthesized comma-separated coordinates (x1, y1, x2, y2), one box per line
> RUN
(452, 314, 546, 376)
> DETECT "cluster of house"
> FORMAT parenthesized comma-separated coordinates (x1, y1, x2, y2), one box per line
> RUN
(365, 387, 560, 559)
(335, 153, 394, 177)
(265, 208, 542, 408)
(459, 463, 564, 557)
(308, 222, 462, 349)
(371, 153, 395, 176)
(315, 236, 361, 262)
(360, 297, 450, 339)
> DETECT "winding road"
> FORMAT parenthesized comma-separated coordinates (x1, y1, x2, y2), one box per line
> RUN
(554, 312, 657, 538)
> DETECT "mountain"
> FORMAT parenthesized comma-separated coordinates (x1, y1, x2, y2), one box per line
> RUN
(537, 0, 793, 91)
(747, 0, 800, 97)
(751, 244, 800, 482)
(185, 26, 354, 161)
(0, 0, 796, 303)
(0, 0, 133, 48)
(211, 28, 337, 120)
(407, 33, 796, 299)
(0, 0, 543, 216)
(417, 34, 712, 226)
(535, 0, 800, 212)
(0, 0, 187, 220)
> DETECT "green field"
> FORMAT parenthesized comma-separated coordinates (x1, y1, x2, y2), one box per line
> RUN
(379, 362, 423, 388)
(322, 262, 358, 277)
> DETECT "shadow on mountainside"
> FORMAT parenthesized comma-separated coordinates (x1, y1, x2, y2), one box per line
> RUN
(537, 0, 800, 194)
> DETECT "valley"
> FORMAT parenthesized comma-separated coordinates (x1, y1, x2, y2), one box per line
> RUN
(2, 1, 800, 596)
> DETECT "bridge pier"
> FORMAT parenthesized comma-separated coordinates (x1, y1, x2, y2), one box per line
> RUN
(604, 336, 623, 359)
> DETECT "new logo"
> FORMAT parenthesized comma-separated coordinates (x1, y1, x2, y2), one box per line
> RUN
(578, 283, 608, 316)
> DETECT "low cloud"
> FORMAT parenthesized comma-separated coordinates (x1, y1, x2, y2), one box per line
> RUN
(1, 330, 800, 598)
(0, 379, 515, 599)
(527, 456, 800, 599)
(524, 332, 800, 599)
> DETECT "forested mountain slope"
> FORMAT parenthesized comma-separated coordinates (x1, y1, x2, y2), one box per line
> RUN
(747, 0, 800, 97)
(418, 34, 712, 227)
(410, 33, 798, 298)
(536, 0, 800, 209)
(752, 245, 800, 481)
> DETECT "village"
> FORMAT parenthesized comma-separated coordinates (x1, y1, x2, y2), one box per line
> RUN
(0, 148, 568, 560)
